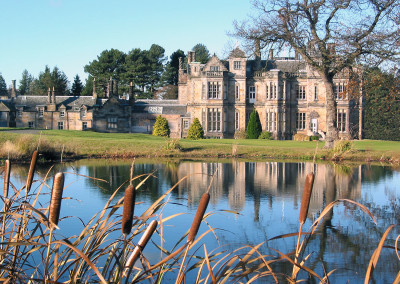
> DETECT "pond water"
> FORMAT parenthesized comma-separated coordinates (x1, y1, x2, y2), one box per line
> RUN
(4, 159, 400, 283)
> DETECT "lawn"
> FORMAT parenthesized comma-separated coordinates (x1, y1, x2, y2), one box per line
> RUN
(0, 129, 399, 163)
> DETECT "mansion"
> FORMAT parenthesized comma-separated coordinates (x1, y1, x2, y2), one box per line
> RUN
(0, 47, 363, 139)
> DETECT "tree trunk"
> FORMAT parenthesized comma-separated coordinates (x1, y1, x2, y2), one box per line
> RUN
(322, 76, 338, 149)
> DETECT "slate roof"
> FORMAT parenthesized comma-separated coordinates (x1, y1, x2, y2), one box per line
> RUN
(246, 59, 306, 74)
(14, 96, 99, 111)
(134, 100, 187, 115)
(0, 100, 15, 111)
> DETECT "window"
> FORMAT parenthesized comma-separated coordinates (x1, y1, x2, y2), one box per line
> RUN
(272, 84, 277, 99)
(107, 117, 118, 129)
(38, 108, 44, 117)
(297, 85, 306, 100)
(207, 108, 221, 132)
(58, 121, 64, 130)
(82, 122, 88, 130)
(208, 82, 221, 99)
(337, 111, 346, 132)
(183, 120, 189, 129)
(235, 84, 240, 100)
(296, 112, 306, 130)
(266, 111, 275, 131)
(210, 66, 220, 71)
(81, 109, 87, 118)
(314, 86, 318, 101)
(60, 110, 65, 118)
(248, 86, 256, 103)
(17, 109, 22, 117)
(335, 83, 346, 100)
(235, 111, 240, 130)
(266, 84, 269, 99)
(28, 121, 34, 128)
(234, 61, 241, 70)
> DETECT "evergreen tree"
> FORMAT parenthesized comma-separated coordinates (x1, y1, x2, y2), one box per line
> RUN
(19, 69, 34, 96)
(0, 73, 7, 96)
(162, 49, 185, 86)
(81, 75, 94, 96)
(30, 66, 69, 95)
(187, 118, 204, 139)
(246, 109, 262, 139)
(71, 74, 84, 96)
(364, 68, 400, 141)
(192, 44, 210, 64)
(152, 115, 170, 137)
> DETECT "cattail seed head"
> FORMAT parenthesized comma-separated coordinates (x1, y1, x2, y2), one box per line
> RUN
(3, 159, 11, 199)
(299, 172, 315, 224)
(26, 150, 38, 194)
(188, 192, 210, 243)
(49, 172, 64, 228)
(126, 220, 158, 268)
(122, 185, 136, 235)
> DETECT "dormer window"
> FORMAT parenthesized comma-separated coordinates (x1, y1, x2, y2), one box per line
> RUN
(60, 110, 65, 118)
(81, 108, 87, 118)
(234, 61, 241, 70)
(38, 108, 44, 117)
(210, 66, 220, 72)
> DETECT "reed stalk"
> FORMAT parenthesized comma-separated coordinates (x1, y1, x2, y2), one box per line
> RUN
(122, 185, 136, 236)
(125, 220, 158, 271)
(3, 159, 10, 200)
(188, 192, 210, 243)
(25, 150, 38, 194)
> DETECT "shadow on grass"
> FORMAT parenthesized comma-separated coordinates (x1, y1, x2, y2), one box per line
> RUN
(180, 147, 203, 152)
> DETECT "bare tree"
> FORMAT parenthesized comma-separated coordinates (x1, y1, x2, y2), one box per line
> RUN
(234, 0, 400, 148)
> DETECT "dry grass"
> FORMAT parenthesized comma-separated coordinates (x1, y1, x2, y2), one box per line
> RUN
(1, 153, 400, 283)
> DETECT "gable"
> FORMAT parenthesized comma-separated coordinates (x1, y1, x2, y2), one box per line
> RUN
(203, 55, 228, 72)
(0, 102, 11, 112)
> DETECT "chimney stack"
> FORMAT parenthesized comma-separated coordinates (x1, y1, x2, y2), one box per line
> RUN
(47, 87, 51, 103)
(269, 49, 274, 60)
(92, 78, 97, 99)
(11, 80, 16, 98)
(129, 81, 135, 104)
(254, 39, 261, 70)
(52, 86, 56, 104)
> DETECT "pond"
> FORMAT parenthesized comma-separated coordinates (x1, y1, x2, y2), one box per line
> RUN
(4, 159, 400, 283)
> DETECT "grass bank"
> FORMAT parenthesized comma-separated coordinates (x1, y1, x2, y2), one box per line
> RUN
(0, 129, 399, 163)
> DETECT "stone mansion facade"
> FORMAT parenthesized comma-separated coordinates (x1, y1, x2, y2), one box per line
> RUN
(0, 47, 363, 139)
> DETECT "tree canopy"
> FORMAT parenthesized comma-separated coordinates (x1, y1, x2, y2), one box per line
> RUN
(364, 68, 400, 141)
(246, 109, 262, 139)
(162, 49, 185, 86)
(19, 70, 34, 96)
(192, 43, 210, 64)
(71, 74, 84, 96)
(29, 66, 69, 96)
(235, 0, 400, 147)
(0, 73, 7, 96)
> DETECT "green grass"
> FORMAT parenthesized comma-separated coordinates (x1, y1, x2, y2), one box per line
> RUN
(0, 129, 399, 163)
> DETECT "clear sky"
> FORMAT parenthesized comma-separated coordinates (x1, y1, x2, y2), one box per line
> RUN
(0, 0, 253, 87)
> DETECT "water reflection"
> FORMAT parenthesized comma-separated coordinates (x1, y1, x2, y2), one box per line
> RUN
(4, 160, 400, 283)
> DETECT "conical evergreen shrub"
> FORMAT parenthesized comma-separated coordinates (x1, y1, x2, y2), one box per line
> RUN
(246, 109, 262, 139)
(187, 118, 204, 139)
(152, 115, 170, 137)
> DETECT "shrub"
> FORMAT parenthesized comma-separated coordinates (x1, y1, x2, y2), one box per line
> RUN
(152, 115, 170, 137)
(164, 138, 182, 150)
(234, 130, 248, 139)
(246, 109, 262, 139)
(293, 134, 310, 141)
(259, 131, 273, 140)
(187, 118, 204, 140)
(310, 135, 320, 141)
(333, 140, 353, 154)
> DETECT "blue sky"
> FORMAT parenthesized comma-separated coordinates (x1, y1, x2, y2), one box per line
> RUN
(0, 0, 253, 87)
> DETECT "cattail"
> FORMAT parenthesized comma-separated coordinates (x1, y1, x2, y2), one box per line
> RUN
(3, 159, 11, 199)
(126, 220, 158, 267)
(188, 192, 210, 243)
(299, 172, 315, 224)
(122, 185, 136, 235)
(49, 172, 64, 227)
(26, 150, 38, 194)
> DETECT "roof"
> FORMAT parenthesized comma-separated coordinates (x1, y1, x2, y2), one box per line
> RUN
(229, 47, 246, 58)
(247, 59, 306, 74)
(14, 96, 99, 111)
(134, 100, 187, 115)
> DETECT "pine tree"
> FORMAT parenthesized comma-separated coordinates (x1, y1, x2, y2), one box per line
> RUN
(152, 115, 170, 137)
(19, 69, 34, 96)
(0, 73, 7, 96)
(187, 118, 204, 139)
(71, 74, 84, 96)
(246, 109, 262, 139)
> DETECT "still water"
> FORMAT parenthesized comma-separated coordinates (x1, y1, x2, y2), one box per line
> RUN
(6, 159, 400, 283)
